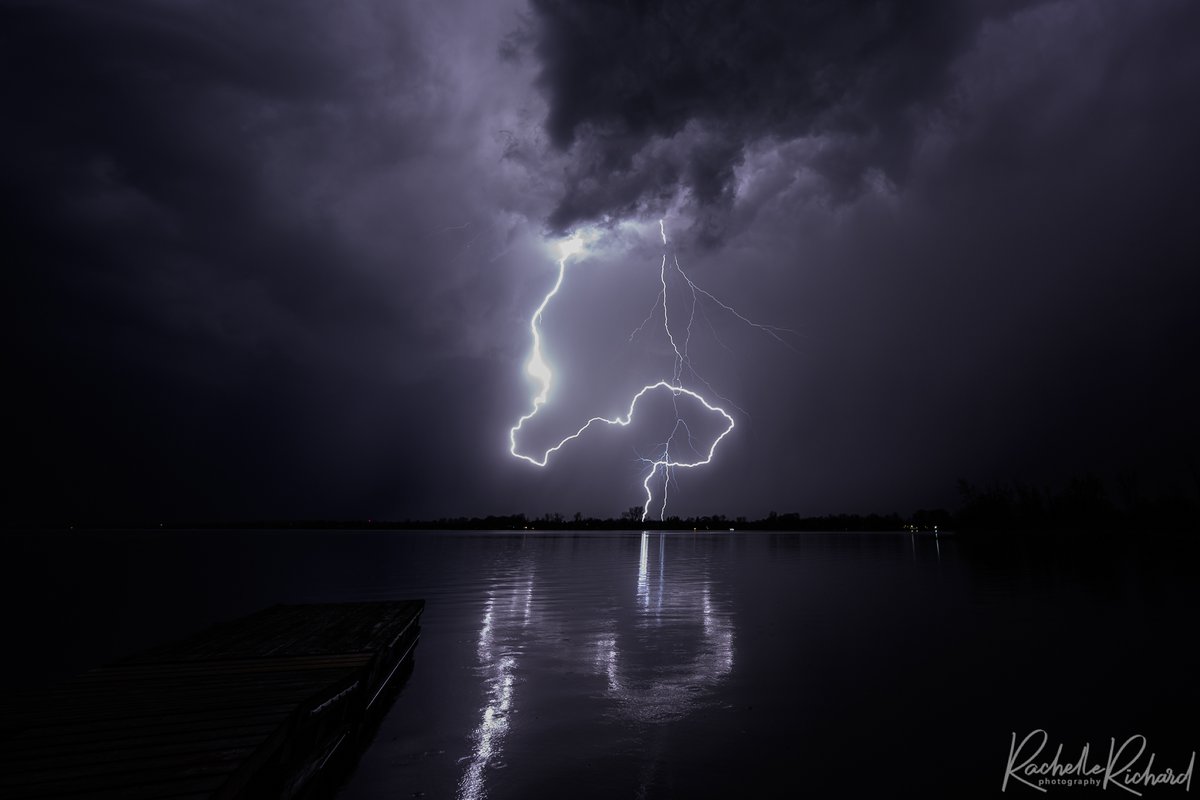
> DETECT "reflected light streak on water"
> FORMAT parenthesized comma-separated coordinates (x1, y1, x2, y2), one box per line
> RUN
(637, 532, 649, 608)
(459, 571, 535, 800)
(594, 532, 734, 725)
(459, 534, 735, 799)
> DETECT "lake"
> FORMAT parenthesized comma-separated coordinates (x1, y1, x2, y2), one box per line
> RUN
(4, 530, 1197, 798)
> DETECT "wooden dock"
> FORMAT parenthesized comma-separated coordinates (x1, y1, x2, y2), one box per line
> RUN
(0, 600, 424, 799)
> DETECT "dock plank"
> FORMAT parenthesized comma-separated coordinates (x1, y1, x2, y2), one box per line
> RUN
(0, 600, 423, 799)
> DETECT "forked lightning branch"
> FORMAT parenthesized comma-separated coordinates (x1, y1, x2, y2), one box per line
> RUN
(508, 220, 790, 521)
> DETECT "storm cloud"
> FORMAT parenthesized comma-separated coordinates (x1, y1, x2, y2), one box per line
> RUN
(3, 0, 539, 522)
(526, 0, 1035, 238)
(4, 0, 1200, 523)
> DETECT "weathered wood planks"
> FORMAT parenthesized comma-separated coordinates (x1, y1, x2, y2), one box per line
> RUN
(0, 600, 424, 799)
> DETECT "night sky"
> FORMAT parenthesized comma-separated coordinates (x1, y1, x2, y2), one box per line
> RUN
(5, 0, 1199, 524)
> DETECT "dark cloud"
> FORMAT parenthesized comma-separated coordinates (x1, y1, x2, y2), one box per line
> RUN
(519, 0, 1200, 516)
(2, 0, 533, 523)
(527, 0, 1033, 236)
(3, 0, 1199, 524)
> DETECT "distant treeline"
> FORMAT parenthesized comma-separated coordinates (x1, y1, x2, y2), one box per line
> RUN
(380, 509, 913, 533)
(953, 474, 1199, 533)
(47, 473, 1200, 534)
(133, 509, 911, 532)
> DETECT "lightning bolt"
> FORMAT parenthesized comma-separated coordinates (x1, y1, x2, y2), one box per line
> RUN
(509, 219, 788, 521)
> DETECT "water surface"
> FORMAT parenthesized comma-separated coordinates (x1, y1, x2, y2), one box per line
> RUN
(4, 530, 1197, 798)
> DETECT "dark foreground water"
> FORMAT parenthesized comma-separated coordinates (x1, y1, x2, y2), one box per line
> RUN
(4, 530, 1198, 798)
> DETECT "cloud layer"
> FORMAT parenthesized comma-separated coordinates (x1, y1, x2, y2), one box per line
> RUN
(527, 0, 1037, 239)
(4, 0, 1199, 522)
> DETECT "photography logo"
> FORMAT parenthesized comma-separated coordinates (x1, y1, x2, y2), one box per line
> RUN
(1003, 730, 1194, 794)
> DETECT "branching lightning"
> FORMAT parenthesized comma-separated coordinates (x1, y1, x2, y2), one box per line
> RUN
(509, 219, 790, 521)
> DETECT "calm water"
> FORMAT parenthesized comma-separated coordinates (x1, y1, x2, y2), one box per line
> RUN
(4, 530, 1197, 798)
